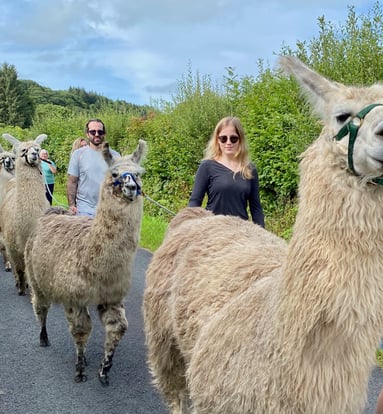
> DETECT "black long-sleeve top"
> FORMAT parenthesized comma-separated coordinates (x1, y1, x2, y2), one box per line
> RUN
(188, 160, 265, 227)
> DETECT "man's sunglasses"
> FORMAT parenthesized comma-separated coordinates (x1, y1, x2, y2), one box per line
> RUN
(88, 129, 105, 136)
(218, 135, 239, 144)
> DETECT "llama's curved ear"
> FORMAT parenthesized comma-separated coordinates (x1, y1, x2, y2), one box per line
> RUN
(2, 133, 20, 149)
(131, 139, 148, 165)
(278, 55, 337, 115)
(35, 134, 48, 145)
(102, 141, 114, 167)
(0, 144, 4, 153)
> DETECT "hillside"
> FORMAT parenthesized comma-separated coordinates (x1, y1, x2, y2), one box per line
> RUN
(20, 79, 151, 114)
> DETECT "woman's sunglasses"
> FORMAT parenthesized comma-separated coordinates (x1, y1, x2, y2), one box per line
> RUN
(218, 135, 239, 144)
(88, 129, 105, 136)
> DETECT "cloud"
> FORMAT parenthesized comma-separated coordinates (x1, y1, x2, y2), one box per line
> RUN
(0, 0, 375, 105)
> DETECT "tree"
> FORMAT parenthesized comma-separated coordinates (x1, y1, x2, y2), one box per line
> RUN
(0, 63, 34, 128)
(282, 2, 383, 85)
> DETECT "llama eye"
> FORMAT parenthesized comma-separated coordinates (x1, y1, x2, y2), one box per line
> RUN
(336, 113, 351, 124)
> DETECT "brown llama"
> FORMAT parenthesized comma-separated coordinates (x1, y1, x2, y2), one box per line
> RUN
(25, 140, 147, 385)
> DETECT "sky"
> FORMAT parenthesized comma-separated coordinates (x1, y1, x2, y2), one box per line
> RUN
(0, 0, 375, 106)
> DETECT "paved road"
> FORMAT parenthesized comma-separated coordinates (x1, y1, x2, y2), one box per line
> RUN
(0, 248, 167, 414)
(1, 248, 383, 414)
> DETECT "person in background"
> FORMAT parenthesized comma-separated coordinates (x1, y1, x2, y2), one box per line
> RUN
(188, 116, 265, 227)
(67, 118, 120, 218)
(71, 137, 88, 153)
(40, 149, 57, 205)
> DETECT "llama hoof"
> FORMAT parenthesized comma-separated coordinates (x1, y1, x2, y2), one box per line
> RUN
(39, 338, 51, 347)
(18, 290, 26, 296)
(39, 328, 50, 347)
(98, 371, 110, 386)
(5, 267, 11, 272)
(75, 373, 87, 383)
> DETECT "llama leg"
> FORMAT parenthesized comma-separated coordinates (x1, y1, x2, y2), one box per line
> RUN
(97, 303, 128, 385)
(4, 259, 11, 272)
(148, 339, 189, 413)
(0, 245, 11, 271)
(12, 262, 26, 295)
(144, 299, 189, 412)
(4, 249, 11, 272)
(31, 289, 51, 347)
(64, 306, 92, 383)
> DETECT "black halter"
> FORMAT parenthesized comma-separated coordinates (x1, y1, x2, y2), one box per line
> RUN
(334, 103, 383, 185)
(112, 172, 141, 196)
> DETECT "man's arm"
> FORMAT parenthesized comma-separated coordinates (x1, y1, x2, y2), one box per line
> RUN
(67, 174, 79, 214)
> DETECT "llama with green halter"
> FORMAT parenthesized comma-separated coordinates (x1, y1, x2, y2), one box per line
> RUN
(143, 57, 383, 414)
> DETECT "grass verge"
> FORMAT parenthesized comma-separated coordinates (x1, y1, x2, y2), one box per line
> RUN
(377, 348, 383, 368)
(140, 215, 168, 252)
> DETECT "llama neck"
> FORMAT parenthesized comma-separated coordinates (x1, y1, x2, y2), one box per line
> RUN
(278, 138, 383, 344)
(0, 172, 13, 202)
(271, 137, 383, 410)
(86, 193, 143, 268)
(15, 163, 47, 211)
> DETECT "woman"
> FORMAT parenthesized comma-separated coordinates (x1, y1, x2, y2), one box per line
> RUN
(188, 116, 264, 227)
(40, 149, 57, 205)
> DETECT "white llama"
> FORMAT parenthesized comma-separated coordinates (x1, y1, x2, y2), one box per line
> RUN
(25, 140, 147, 385)
(0, 133, 49, 294)
(0, 144, 16, 203)
(143, 56, 383, 414)
(0, 144, 16, 271)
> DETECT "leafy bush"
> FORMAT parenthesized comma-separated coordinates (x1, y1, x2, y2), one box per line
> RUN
(236, 69, 320, 214)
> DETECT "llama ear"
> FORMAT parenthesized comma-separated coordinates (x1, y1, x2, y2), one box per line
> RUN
(278, 55, 338, 115)
(35, 134, 48, 145)
(0, 144, 4, 153)
(131, 139, 148, 165)
(102, 141, 114, 167)
(2, 133, 20, 149)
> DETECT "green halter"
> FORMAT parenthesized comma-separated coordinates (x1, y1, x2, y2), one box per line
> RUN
(334, 103, 383, 185)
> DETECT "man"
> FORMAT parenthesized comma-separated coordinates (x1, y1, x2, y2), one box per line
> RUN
(67, 118, 120, 217)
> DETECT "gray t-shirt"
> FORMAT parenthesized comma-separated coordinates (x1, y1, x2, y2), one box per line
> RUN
(67, 146, 120, 217)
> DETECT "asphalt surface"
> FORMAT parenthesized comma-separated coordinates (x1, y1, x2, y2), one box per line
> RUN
(1, 248, 383, 414)
(0, 248, 167, 414)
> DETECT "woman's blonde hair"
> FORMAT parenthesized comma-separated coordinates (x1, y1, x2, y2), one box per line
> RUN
(203, 116, 253, 179)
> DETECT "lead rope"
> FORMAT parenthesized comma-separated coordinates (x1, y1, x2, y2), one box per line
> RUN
(43, 170, 177, 215)
(112, 173, 176, 216)
(334, 103, 383, 185)
(141, 191, 176, 216)
(41, 171, 68, 207)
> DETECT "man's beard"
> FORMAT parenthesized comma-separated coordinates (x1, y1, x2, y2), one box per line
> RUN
(90, 137, 103, 146)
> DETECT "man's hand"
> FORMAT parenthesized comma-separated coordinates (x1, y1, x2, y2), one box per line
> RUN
(67, 175, 79, 214)
(69, 205, 77, 215)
